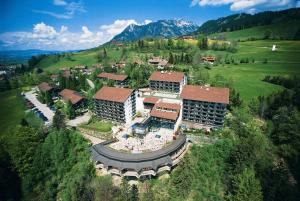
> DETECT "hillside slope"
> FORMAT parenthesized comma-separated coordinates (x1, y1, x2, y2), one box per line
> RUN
(209, 20, 300, 40)
(197, 8, 300, 34)
(111, 19, 198, 42)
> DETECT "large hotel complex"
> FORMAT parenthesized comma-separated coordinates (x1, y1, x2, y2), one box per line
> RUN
(31, 69, 230, 179)
(90, 70, 229, 178)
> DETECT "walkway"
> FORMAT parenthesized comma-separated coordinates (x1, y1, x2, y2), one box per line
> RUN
(24, 90, 54, 123)
(67, 112, 91, 127)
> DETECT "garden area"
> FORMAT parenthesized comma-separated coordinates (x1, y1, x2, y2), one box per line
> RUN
(79, 118, 113, 140)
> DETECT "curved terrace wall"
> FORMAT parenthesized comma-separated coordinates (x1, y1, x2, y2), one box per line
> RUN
(91, 135, 187, 178)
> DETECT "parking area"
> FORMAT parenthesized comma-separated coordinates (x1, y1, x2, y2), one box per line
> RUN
(24, 90, 54, 123)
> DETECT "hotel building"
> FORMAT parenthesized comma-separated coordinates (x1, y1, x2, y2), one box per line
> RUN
(180, 85, 229, 127)
(97, 72, 128, 87)
(149, 71, 187, 93)
(93, 86, 136, 124)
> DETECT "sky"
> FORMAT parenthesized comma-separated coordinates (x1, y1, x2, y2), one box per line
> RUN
(1, 0, 299, 51)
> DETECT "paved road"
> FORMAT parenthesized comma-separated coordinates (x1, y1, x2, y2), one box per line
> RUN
(67, 112, 91, 127)
(24, 90, 54, 123)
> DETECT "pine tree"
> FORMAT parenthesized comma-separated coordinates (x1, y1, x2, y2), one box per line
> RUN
(53, 110, 66, 130)
(103, 48, 107, 58)
(180, 52, 184, 63)
(65, 100, 75, 119)
(228, 168, 263, 201)
(130, 184, 139, 201)
(120, 178, 130, 201)
(169, 52, 174, 64)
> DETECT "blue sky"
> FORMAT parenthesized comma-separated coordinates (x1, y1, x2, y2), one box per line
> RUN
(1, 0, 299, 50)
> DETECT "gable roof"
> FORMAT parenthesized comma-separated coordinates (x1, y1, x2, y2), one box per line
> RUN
(93, 86, 134, 103)
(149, 71, 185, 82)
(97, 72, 128, 81)
(38, 82, 53, 92)
(59, 89, 84, 105)
(180, 85, 229, 104)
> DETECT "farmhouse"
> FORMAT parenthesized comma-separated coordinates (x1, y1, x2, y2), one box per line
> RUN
(202, 56, 216, 64)
(97, 72, 128, 87)
(37, 82, 53, 93)
(180, 85, 229, 127)
(59, 89, 85, 109)
(148, 57, 168, 68)
(149, 71, 187, 93)
(93, 86, 136, 124)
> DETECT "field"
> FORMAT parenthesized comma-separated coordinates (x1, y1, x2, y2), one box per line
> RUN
(210, 20, 300, 41)
(0, 89, 25, 136)
(206, 63, 299, 100)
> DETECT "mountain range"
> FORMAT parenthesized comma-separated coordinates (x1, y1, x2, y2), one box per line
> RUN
(111, 19, 198, 42)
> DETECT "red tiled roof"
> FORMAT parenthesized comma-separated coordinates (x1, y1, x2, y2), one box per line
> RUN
(93, 86, 134, 103)
(180, 85, 229, 104)
(59, 89, 84, 105)
(149, 71, 185, 82)
(143, 97, 159, 104)
(97, 72, 128, 81)
(154, 101, 181, 111)
(150, 101, 181, 121)
(38, 82, 53, 92)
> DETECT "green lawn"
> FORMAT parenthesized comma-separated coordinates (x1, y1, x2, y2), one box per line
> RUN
(0, 89, 25, 136)
(80, 120, 112, 133)
(206, 63, 300, 101)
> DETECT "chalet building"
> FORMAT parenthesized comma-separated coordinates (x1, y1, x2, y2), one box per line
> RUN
(150, 101, 181, 129)
(149, 71, 187, 93)
(37, 82, 54, 94)
(97, 72, 128, 87)
(180, 85, 229, 127)
(202, 56, 216, 64)
(59, 89, 85, 109)
(93, 86, 136, 124)
(148, 57, 168, 68)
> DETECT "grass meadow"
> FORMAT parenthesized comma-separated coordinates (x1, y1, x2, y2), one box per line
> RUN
(0, 89, 25, 136)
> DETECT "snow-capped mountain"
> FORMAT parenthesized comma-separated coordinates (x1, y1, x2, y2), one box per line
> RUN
(111, 19, 198, 42)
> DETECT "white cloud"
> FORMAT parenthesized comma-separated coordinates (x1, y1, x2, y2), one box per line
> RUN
(33, 10, 72, 19)
(34, 1, 86, 19)
(191, 0, 295, 11)
(0, 19, 150, 50)
(100, 19, 138, 37)
(297, 1, 300, 7)
(54, 0, 67, 6)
